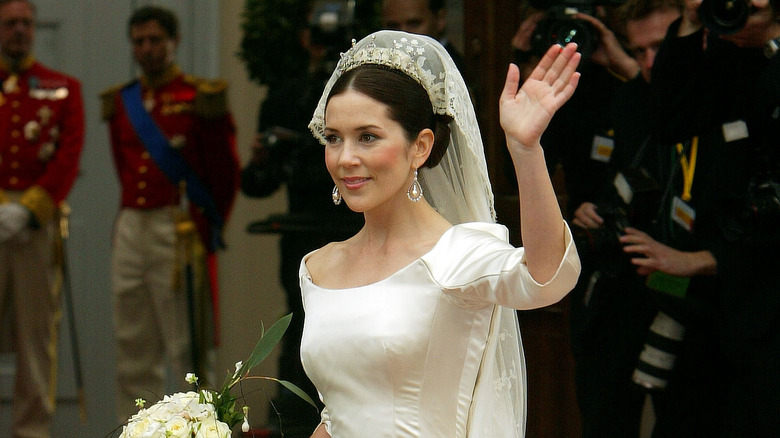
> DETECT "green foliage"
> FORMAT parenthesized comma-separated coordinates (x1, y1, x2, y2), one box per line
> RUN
(238, 0, 383, 87)
(210, 313, 316, 428)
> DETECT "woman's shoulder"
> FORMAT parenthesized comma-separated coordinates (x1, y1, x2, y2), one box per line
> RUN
(429, 222, 511, 255)
(301, 240, 347, 282)
(420, 222, 516, 281)
(450, 222, 509, 241)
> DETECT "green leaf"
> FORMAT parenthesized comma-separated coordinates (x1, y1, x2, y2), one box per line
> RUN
(244, 313, 292, 372)
(278, 379, 318, 408)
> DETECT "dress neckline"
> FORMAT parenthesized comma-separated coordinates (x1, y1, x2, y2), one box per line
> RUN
(302, 224, 462, 292)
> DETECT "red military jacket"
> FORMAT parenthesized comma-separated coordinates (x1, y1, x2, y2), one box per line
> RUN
(0, 56, 84, 224)
(101, 64, 240, 251)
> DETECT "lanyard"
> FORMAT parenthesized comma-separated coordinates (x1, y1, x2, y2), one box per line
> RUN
(675, 136, 698, 202)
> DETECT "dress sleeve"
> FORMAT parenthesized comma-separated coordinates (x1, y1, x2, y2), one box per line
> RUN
(422, 222, 580, 310)
(320, 404, 331, 435)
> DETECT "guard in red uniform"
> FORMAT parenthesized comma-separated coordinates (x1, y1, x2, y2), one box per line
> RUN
(0, 1, 84, 437)
(101, 5, 239, 421)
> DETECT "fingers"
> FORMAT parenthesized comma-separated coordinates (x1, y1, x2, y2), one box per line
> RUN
(529, 42, 581, 83)
(500, 63, 521, 104)
(573, 202, 603, 229)
(553, 45, 582, 94)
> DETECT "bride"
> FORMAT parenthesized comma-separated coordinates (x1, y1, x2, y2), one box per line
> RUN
(300, 30, 581, 437)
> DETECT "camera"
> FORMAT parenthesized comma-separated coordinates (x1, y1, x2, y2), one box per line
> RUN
(699, 0, 752, 35)
(573, 167, 660, 277)
(258, 126, 321, 180)
(632, 311, 686, 391)
(309, 0, 357, 71)
(529, 0, 625, 61)
(574, 204, 630, 276)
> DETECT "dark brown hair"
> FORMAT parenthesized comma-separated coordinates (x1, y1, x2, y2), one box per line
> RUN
(326, 64, 451, 168)
(0, 0, 35, 14)
(618, 0, 683, 23)
(128, 5, 179, 39)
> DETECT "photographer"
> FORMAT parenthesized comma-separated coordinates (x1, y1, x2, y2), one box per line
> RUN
(645, 0, 780, 435)
(561, 1, 682, 436)
(241, 6, 363, 435)
(514, 0, 640, 216)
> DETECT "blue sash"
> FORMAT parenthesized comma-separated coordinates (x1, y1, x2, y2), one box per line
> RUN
(120, 81, 223, 251)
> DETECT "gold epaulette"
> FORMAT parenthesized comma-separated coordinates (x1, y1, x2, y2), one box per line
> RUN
(99, 82, 128, 121)
(20, 185, 55, 225)
(184, 75, 229, 120)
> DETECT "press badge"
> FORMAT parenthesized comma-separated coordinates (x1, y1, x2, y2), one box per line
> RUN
(590, 135, 614, 163)
(722, 120, 749, 143)
(614, 172, 633, 204)
(671, 196, 695, 232)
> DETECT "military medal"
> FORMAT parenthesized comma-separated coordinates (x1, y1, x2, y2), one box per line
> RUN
(24, 120, 41, 142)
(38, 105, 53, 125)
(49, 126, 60, 141)
(3, 75, 19, 94)
(144, 90, 155, 111)
(169, 134, 186, 149)
(38, 142, 56, 162)
(53, 87, 69, 99)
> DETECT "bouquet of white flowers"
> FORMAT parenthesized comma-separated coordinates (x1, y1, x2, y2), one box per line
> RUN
(116, 314, 314, 438)
(119, 391, 231, 438)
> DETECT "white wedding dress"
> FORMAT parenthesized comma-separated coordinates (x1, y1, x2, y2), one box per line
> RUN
(300, 222, 580, 437)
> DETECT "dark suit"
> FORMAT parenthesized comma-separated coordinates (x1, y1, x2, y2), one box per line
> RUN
(650, 19, 780, 437)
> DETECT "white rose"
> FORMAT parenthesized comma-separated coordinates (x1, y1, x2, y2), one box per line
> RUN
(122, 417, 163, 438)
(148, 392, 200, 422)
(194, 418, 232, 438)
(165, 415, 192, 438)
(188, 401, 216, 422)
(176, 391, 201, 408)
(177, 391, 206, 418)
(147, 399, 179, 423)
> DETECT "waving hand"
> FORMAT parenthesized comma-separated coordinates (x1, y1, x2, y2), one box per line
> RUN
(500, 43, 581, 152)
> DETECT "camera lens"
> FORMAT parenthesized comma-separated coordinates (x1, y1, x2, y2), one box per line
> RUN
(632, 312, 686, 391)
(699, 0, 751, 35)
(531, 7, 598, 62)
(549, 19, 596, 58)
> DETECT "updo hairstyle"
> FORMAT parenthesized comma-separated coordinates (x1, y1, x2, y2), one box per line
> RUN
(326, 64, 452, 168)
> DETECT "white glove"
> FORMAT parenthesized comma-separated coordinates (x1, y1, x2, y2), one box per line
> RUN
(0, 203, 32, 242)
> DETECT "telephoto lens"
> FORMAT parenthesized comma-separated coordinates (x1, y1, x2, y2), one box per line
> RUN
(632, 312, 686, 391)
(699, 0, 751, 34)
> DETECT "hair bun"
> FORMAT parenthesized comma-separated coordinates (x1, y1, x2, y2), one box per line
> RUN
(424, 114, 453, 168)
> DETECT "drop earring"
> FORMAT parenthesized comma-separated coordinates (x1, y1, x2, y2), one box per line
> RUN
(407, 170, 423, 202)
(332, 185, 342, 205)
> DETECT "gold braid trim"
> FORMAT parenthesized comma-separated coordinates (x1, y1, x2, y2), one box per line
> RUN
(189, 77, 229, 120)
(0, 54, 35, 74)
(20, 185, 56, 225)
(0, 188, 8, 204)
(99, 83, 125, 121)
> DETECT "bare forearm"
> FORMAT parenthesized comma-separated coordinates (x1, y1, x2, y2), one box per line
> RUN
(310, 423, 330, 438)
(512, 144, 566, 283)
(679, 250, 717, 277)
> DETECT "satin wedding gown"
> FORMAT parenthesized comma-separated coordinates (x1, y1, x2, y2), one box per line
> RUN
(300, 222, 580, 437)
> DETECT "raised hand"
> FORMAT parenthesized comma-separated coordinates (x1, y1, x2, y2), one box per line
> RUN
(500, 43, 581, 152)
